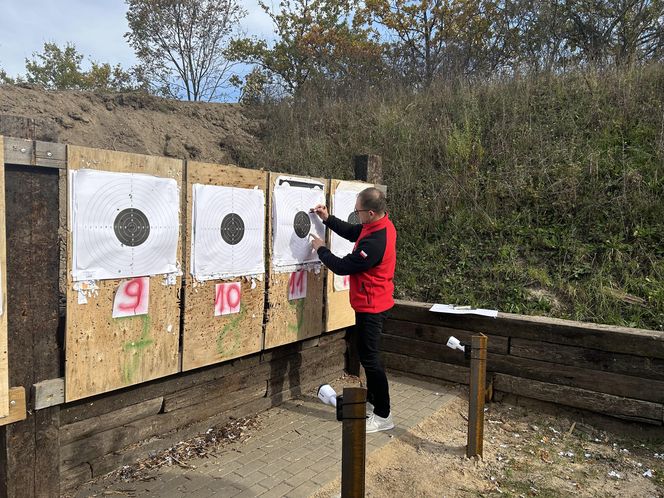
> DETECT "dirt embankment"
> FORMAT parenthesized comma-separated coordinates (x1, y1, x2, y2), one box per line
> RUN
(0, 84, 261, 165)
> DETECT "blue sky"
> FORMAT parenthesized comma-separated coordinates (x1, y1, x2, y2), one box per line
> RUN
(0, 0, 276, 95)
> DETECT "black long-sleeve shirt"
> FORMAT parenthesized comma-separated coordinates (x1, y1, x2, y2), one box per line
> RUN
(316, 215, 386, 275)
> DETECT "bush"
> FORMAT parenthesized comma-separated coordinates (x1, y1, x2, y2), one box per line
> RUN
(238, 65, 664, 330)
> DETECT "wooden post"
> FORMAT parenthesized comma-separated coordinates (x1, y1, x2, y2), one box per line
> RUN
(353, 155, 382, 186)
(347, 155, 382, 376)
(467, 334, 487, 458)
(0, 148, 63, 497)
(341, 386, 367, 498)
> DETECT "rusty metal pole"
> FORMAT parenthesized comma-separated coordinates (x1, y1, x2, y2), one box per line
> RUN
(467, 334, 487, 458)
(341, 386, 367, 498)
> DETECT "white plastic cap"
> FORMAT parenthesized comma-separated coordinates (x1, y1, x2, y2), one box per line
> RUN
(446, 336, 465, 352)
(317, 384, 337, 407)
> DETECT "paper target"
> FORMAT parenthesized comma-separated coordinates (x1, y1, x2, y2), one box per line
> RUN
(331, 182, 367, 291)
(192, 184, 265, 280)
(330, 188, 364, 258)
(114, 208, 150, 246)
(347, 211, 360, 225)
(272, 179, 325, 270)
(70, 169, 180, 281)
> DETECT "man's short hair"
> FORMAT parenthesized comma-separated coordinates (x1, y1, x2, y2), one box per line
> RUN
(358, 187, 387, 213)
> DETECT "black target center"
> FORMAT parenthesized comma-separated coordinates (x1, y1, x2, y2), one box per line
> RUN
(220, 213, 245, 245)
(293, 211, 311, 238)
(114, 208, 150, 247)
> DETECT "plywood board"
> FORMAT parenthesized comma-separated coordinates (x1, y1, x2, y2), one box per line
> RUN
(324, 179, 357, 332)
(264, 172, 325, 349)
(65, 146, 182, 401)
(0, 387, 26, 426)
(0, 136, 9, 418)
(182, 161, 267, 370)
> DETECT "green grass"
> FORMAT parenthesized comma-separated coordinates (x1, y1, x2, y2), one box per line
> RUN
(239, 65, 664, 330)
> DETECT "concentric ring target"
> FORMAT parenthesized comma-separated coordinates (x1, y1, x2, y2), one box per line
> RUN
(220, 213, 245, 245)
(272, 182, 325, 269)
(347, 212, 360, 225)
(330, 185, 366, 259)
(71, 169, 180, 281)
(293, 211, 311, 238)
(114, 208, 150, 246)
(192, 184, 265, 280)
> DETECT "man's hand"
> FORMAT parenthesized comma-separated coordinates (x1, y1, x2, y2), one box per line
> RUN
(310, 234, 326, 251)
(310, 204, 329, 222)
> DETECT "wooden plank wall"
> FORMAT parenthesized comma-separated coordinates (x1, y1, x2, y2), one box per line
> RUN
(324, 179, 357, 333)
(383, 300, 664, 425)
(1, 159, 62, 497)
(59, 330, 346, 493)
(0, 136, 8, 419)
(65, 146, 183, 401)
(264, 172, 325, 349)
(182, 161, 267, 370)
(0, 140, 373, 497)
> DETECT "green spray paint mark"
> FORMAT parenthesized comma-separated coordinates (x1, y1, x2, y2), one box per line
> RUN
(117, 314, 153, 384)
(287, 299, 305, 334)
(216, 307, 246, 358)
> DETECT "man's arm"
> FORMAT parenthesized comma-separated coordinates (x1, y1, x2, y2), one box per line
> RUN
(324, 215, 363, 242)
(317, 231, 386, 275)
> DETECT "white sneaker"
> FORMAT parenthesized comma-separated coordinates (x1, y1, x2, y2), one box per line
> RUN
(366, 412, 394, 433)
(367, 402, 374, 415)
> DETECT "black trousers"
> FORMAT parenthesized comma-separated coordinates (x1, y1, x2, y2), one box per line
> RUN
(355, 310, 391, 418)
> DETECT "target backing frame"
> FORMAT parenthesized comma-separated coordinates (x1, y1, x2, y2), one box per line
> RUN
(264, 172, 326, 349)
(182, 161, 267, 371)
(65, 146, 183, 401)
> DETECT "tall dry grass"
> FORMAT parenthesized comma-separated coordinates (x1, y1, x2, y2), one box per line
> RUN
(239, 66, 664, 329)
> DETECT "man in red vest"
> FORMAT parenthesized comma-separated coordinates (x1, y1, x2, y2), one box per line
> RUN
(311, 187, 397, 433)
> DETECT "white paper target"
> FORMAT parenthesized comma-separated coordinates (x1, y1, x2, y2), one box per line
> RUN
(70, 169, 180, 281)
(272, 179, 325, 270)
(331, 182, 367, 291)
(192, 184, 265, 280)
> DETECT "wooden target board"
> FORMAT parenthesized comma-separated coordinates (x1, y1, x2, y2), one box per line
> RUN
(324, 179, 363, 332)
(182, 161, 267, 371)
(65, 146, 183, 401)
(0, 137, 8, 418)
(264, 172, 325, 349)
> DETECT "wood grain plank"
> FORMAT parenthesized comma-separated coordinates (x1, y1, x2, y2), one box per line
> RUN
(0, 137, 8, 418)
(510, 337, 664, 381)
(264, 172, 326, 349)
(384, 319, 509, 353)
(65, 146, 183, 401)
(391, 300, 664, 358)
(181, 161, 267, 371)
(493, 373, 663, 424)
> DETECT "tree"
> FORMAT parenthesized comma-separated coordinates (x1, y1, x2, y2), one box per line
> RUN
(25, 42, 86, 89)
(22, 42, 135, 91)
(230, 0, 384, 95)
(84, 62, 138, 91)
(230, 67, 274, 103)
(125, 0, 245, 101)
(358, 0, 513, 85)
(0, 67, 14, 85)
(563, 0, 664, 66)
